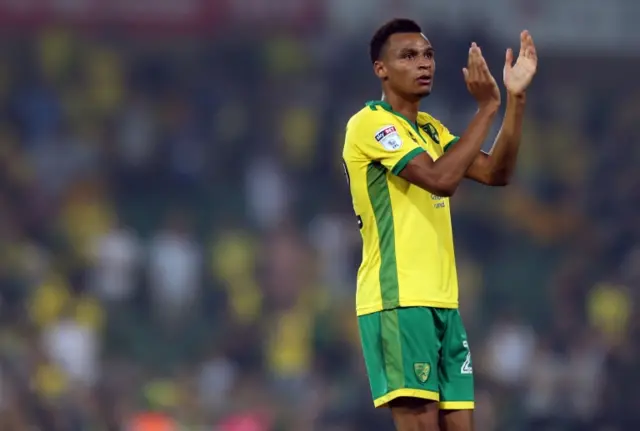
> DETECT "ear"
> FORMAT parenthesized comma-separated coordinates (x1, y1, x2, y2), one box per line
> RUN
(373, 61, 388, 80)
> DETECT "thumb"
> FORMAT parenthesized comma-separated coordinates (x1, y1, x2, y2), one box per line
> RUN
(504, 48, 514, 69)
(462, 67, 469, 81)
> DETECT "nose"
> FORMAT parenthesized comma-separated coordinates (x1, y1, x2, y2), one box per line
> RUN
(418, 58, 432, 70)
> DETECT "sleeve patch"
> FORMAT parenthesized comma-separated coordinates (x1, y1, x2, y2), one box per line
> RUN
(421, 123, 440, 144)
(374, 125, 403, 151)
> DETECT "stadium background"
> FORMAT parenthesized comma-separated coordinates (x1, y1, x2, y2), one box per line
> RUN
(0, 0, 639, 430)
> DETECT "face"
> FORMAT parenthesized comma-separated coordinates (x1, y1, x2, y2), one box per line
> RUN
(374, 33, 435, 99)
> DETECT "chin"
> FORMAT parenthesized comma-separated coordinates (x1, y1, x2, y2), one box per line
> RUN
(415, 89, 432, 98)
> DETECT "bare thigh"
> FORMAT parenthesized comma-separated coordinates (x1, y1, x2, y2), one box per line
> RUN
(389, 397, 440, 431)
(439, 409, 473, 431)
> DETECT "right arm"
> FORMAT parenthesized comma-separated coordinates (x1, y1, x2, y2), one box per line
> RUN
(399, 104, 498, 196)
(399, 43, 502, 197)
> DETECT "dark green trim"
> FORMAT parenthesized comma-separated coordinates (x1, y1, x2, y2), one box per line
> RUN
(443, 136, 460, 152)
(366, 162, 400, 309)
(366, 100, 427, 144)
(391, 147, 425, 176)
(381, 309, 405, 391)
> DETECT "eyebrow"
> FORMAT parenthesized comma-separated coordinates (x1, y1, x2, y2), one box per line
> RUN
(398, 46, 434, 54)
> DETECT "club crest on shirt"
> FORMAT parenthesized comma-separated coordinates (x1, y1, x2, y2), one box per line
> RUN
(374, 125, 402, 151)
(421, 123, 440, 144)
(414, 363, 431, 383)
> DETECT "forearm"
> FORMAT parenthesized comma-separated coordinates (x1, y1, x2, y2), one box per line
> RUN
(431, 104, 500, 192)
(401, 103, 499, 197)
(486, 93, 526, 182)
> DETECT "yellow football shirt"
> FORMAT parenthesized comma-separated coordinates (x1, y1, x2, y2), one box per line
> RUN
(343, 100, 460, 316)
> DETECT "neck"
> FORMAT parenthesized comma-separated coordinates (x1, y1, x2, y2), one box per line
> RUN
(382, 91, 420, 124)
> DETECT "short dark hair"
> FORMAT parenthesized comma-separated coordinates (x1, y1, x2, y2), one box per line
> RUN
(369, 19, 422, 64)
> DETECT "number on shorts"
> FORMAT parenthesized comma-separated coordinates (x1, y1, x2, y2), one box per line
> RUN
(461, 340, 473, 374)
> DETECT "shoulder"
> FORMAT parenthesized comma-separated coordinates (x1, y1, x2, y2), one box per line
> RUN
(417, 111, 446, 130)
(347, 104, 397, 133)
(418, 111, 455, 145)
(345, 105, 401, 150)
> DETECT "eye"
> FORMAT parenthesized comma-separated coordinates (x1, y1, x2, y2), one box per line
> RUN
(402, 52, 415, 60)
(425, 51, 434, 59)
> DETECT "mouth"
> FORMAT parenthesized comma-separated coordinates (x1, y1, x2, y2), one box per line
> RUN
(416, 75, 432, 86)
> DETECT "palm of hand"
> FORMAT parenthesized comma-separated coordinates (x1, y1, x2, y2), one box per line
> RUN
(504, 31, 537, 95)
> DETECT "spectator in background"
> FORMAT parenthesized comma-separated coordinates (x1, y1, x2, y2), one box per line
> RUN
(482, 309, 536, 389)
(263, 223, 318, 403)
(40, 291, 104, 391)
(245, 155, 289, 231)
(116, 92, 157, 171)
(90, 216, 141, 304)
(308, 209, 359, 296)
(563, 332, 607, 429)
(148, 211, 202, 327)
(164, 96, 206, 189)
(523, 337, 566, 430)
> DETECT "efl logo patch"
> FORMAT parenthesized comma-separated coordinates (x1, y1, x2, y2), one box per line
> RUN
(374, 125, 402, 151)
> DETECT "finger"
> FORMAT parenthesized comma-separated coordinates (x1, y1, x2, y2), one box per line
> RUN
(473, 48, 487, 69)
(527, 34, 537, 60)
(525, 32, 533, 44)
(522, 32, 534, 53)
(466, 52, 473, 81)
(477, 55, 494, 81)
(468, 43, 480, 63)
(467, 44, 480, 80)
(520, 30, 528, 56)
(505, 48, 514, 69)
(468, 47, 478, 65)
(466, 45, 473, 67)
(472, 45, 484, 67)
(467, 59, 476, 82)
(470, 50, 484, 81)
(467, 42, 476, 56)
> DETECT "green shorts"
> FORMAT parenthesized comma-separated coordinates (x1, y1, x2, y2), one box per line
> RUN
(358, 307, 474, 409)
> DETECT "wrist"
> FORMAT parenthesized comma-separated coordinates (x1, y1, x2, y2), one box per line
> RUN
(478, 100, 500, 114)
(507, 91, 527, 102)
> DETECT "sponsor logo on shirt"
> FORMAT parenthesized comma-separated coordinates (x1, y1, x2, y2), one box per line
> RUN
(431, 194, 446, 209)
(374, 125, 402, 151)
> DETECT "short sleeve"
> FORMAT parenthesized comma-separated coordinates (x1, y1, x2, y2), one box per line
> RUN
(349, 119, 425, 176)
(438, 122, 459, 153)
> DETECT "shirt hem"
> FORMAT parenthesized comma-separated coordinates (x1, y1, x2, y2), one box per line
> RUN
(356, 300, 459, 316)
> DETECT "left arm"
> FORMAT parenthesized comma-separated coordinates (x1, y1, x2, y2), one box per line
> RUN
(465, 93, 526, 186)
(464, 30, 537, 186)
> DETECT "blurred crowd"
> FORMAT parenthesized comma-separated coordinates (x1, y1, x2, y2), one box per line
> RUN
(1, 17, 640, 431)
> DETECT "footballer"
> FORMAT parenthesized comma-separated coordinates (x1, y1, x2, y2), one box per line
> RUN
(342, 19, 537, 431)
